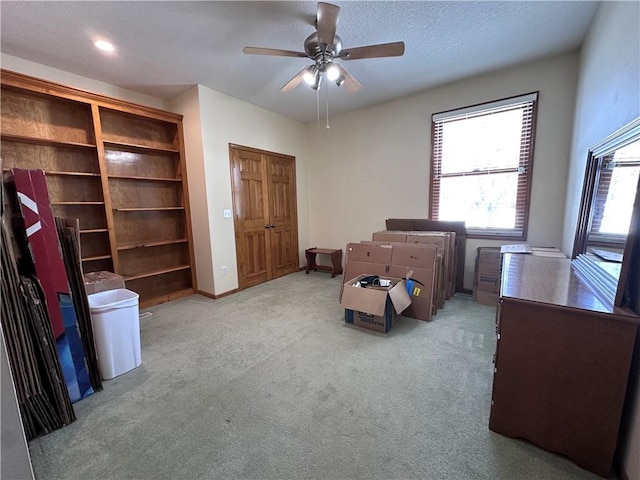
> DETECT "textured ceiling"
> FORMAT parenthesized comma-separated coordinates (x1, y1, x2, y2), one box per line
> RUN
(0, 1, 599, 122)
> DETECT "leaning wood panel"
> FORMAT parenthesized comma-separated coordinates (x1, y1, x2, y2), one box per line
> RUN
(104, 147, 180, 179)
(1, 88, 95, 144)
(109, 178, 183, 209)
(1, 142, 99, 174)
(113, 210, 186, 244)
(99, 108, 177, 150)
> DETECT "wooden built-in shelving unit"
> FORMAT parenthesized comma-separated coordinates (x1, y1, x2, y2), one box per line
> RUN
(1, 70, 196, 307)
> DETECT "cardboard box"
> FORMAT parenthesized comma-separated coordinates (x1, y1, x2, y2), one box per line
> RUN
(363, 241, 438, 321)
(371, 231, 408, 243)
(406, 232, 454, 299)
(344, 242, 392, 264)
(389, 265, 434, 322)
(366, 237, 447, 309)
(474, 247, 502, 294)
(83, 271, 126, 295)
(390, 243, 437, 269)
(341, 261, 391, 301)
(340, 243, 393, 300)
(341, 275, 411, 333)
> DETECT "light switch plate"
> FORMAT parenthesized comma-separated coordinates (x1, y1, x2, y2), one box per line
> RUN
(223, 209, 232, 219)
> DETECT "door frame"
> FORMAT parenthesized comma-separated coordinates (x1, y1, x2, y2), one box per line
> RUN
(229, 143, 300, 290)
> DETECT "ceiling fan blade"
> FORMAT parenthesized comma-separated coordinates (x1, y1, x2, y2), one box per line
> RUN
(335, 64, 362, 93)
(243, 46, 308, 58)
(316, 2, 340, 46)
(339, 41, 405, 60)
(280, 67, 309, 92)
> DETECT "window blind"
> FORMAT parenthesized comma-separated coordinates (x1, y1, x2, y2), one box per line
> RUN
(430, 92, 538, 239)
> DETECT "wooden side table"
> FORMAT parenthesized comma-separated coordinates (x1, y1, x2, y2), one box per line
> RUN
(305, 248, 343, 278)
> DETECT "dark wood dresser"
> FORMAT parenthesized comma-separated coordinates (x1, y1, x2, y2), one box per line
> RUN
(489, 253, 639, 478)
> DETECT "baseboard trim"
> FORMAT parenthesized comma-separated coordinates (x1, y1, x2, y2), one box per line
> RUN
(196, 288, 239, 300)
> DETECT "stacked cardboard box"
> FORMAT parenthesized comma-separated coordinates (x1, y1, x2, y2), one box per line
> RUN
(473, 247, 502, 306)
(473, 244, 566, 307)
(341, 241, 438, 322)
(371, 230, 457, 304)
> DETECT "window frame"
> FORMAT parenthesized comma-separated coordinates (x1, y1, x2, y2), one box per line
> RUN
(429, 92, 539, 240)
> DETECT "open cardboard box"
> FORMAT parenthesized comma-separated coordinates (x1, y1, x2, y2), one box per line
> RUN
(341, 275, 412, 333)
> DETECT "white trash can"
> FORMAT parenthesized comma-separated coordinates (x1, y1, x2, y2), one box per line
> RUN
(87, 289, 141, 380)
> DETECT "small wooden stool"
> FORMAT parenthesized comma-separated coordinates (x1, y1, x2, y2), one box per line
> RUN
(305, 247, 343, 278)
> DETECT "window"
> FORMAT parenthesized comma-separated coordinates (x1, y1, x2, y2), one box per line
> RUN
(430, 92, 538, 239)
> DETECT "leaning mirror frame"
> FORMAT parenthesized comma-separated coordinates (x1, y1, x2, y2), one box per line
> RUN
(572, 117, 640, 311)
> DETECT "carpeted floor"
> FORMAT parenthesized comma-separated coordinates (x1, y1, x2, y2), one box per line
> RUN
(27, 272, 599, 479)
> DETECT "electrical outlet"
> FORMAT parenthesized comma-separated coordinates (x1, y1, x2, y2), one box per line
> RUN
(223, 209, 232, 219)
(221, 266, 227, 276)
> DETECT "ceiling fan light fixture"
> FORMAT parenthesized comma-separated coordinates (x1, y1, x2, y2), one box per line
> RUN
(335, 75, 345, 87)
(311, 71, 322, 90)
(326, 63, 340, 81)
(303, 65, 317, 85)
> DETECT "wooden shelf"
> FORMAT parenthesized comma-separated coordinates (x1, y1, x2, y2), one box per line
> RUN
(81, 255, 112, 262)
(1, 133, 96, 149)
(117, 238, 188, 251)
(46, 171, 100, 177)
(138, 288, 193, 309)
(2, 168, 100, 178)
(114, 206, 184, 212)
(123, 264, 191, 281)
(108, 174, 181, 182)
(51, 201, 105, 206)
(2, 70, 195, 309)
(103, 140, 179, 155)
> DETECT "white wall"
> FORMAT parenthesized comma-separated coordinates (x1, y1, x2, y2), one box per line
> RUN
(1, 54, 166, 109)
(169, 85, 310, 295)
(562, 2, 640, 479)
(307, 52, 579, 289)
(1, 329, 34, 480)
(561, 2, 640, 253)
(166, 87, 214, 294)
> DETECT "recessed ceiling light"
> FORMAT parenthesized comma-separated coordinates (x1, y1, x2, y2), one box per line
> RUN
(93, 39, 115, 52)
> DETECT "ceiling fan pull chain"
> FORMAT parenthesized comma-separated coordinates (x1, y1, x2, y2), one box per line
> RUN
(325, 81, 330, 129)
(316, 86, 321, 128)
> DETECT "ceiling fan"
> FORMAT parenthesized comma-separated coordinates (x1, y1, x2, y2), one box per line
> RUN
(243, 2, 405, 93)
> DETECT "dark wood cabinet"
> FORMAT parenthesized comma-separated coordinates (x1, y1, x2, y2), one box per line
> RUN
(489, 253, 639, 478)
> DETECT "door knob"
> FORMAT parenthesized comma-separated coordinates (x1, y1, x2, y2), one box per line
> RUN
(269, 224, 276, 228)
(264, 224, 270, 228)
